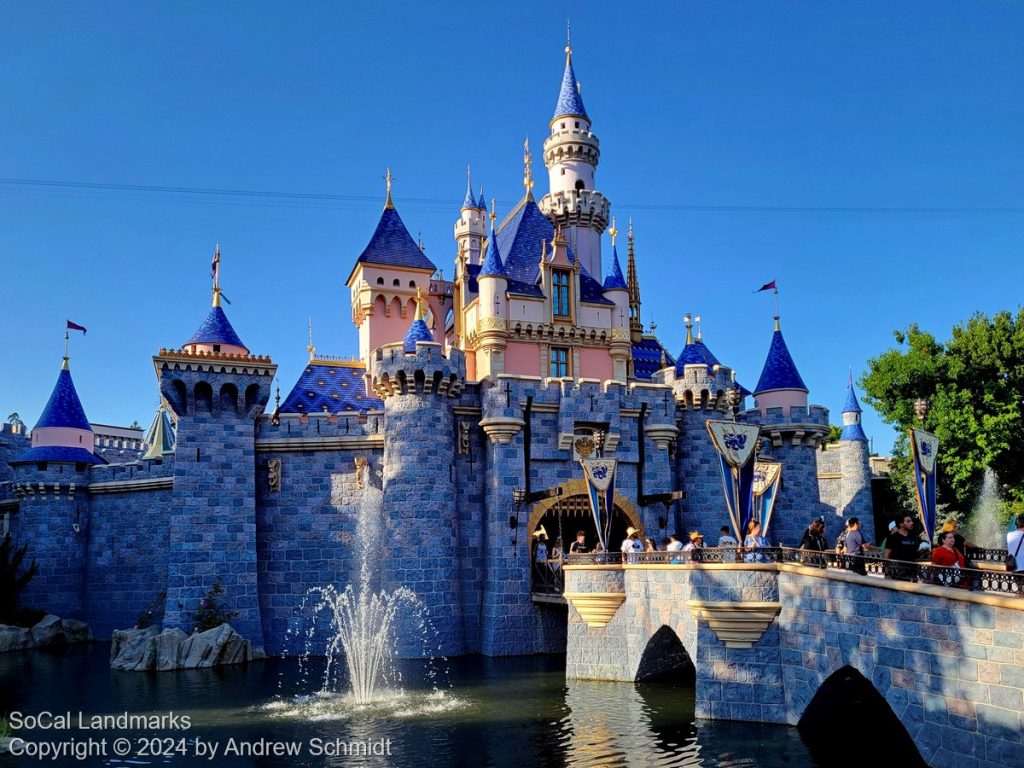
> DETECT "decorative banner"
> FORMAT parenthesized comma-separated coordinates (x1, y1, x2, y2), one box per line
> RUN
(910, 428, 940, 543)
(581, 458, 617, 551)
(706, 421, 761, 468)
(752, 461, 783, 538)
(707, 420, 762, 541)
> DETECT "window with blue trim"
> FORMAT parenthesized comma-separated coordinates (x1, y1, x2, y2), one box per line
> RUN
(552, 270, 571, 318)
(550, 347, 569, 378)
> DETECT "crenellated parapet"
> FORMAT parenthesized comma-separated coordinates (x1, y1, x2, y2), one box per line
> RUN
(744, 404, 830, 448)
(654, 363, 738, 413)
(369, 341, 466, 399)
(153, 349, 276, 419)
(539, 188, 610, 235)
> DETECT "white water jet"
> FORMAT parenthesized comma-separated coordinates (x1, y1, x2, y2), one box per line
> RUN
(969, 468, 1004, 549)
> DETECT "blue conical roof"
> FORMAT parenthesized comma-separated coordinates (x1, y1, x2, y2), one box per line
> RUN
(478, 189, 487, 210)
(479, 227, 505, 277)
(675, 339, 722, 375)
(403, 319, 433, 352)
(754, 329, 808, 394)
(185, 306, 247, 351)
(35, 366, 91, 431)
(843, 378, 863, 413)
(553, 53, 588, 121)
(603, 245, 627, 290)
(461, 173, 478, 210)
(354, 206, 436, 272)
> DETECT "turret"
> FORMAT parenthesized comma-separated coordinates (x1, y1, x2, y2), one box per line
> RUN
(454, 166, 487, 266)
(602, 219, 630, 382)
(183, 244, 248, 357)
(346, 170, 438, 363)
(475, 203, 509, 379)
(368, 318, 467, 657)
(539, 37, 610, 278)
(154, 257, 276, 649)
(838, 373, 874, 540)
(15, 356, 102, 466)
(753, 316, 809, 418)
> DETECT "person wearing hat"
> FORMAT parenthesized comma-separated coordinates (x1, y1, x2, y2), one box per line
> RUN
(620, 526, 643, 554)
(682, 531, 704, 552)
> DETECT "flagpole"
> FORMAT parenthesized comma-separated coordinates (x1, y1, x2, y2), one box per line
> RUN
(63, 330, 70, 363)
(774, 286, 779, 321)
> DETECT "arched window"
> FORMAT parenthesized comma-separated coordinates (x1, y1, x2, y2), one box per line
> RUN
(409, 281, 416, 289)
(376, 277, 384, 285)
(552, 270, 571, 318)
(575, 180, 585, 191)
(393, 278, 400, 287)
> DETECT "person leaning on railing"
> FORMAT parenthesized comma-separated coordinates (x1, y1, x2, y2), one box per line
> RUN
(931, 530, 968, 589)
(884, 515, 921, 581)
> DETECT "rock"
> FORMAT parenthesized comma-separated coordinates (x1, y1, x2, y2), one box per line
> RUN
(61, 618, 94, 644)
(182, 623, 252, 668)
(110, 626, 160, 671)
(30, 615, 64, 648)
(154, 629, 189, 671)
(0, 624, 32, 653)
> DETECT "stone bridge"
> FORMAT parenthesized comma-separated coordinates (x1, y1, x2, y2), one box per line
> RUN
(564, 555, 1024, 768)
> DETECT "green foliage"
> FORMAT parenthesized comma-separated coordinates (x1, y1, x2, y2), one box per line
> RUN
(862, 310, 1024, 518)
(1, 715, 9, 739)
(136, 591, 166, 630)
(0, 533, 39, 625)
(188, 580, 238, 633)
(826, 424, 842, 444)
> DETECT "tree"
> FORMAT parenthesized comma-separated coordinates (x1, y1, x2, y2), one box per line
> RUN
(0, 533, 39, 624)
(861, 310, 1024, 521)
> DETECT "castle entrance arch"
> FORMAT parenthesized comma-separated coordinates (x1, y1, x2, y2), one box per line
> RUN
(528, 479, 643, 594)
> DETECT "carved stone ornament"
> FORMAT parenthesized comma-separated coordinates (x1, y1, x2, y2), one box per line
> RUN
(354, 456, 368, 489)
(267, 459, 282, 493)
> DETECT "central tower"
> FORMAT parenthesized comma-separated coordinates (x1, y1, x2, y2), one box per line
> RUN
(539, 39, 610, 279)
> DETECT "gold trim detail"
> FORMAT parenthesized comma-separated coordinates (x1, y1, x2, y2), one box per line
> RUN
(611, 328, 629, 341)
(477, 317, 507, 332)
(687, 600, 781, 649)
(564, 592, 626, 628)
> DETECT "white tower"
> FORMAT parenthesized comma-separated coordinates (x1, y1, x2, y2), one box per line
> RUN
(454, 165, 486, 266)
(539, 37, 610, 279)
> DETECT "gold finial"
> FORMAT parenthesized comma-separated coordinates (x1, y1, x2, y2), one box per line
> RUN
(523, 137, 534, 200)
(489, 197, 497, 227)
(684, 313, 694, 345)
(383, 167, 395, 210)
(774, 315, 781, 332)
(609, 216, 618, 247)
(212, 242, 222, 307)
(307, 318, 316, 361)
(414, 285, 427, 322)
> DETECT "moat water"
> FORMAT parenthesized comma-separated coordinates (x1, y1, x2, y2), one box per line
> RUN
(0, 644, 821, 767)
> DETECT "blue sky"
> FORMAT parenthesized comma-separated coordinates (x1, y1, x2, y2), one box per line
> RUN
(1, 2, 1022, 452)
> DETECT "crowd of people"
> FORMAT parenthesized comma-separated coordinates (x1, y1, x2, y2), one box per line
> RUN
(532, 514, 1024, 592)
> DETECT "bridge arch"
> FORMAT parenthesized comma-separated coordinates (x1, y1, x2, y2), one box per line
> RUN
(636, 625, 695, 682)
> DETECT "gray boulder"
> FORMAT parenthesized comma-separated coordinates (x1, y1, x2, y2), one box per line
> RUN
(110, 626, 159, 671)
(154, 628, 189, 671)
(30, 615, 64, 648)
(62, 618, 94, 644)
(0, 624, 32, 653)
(181, 624, 253, 668)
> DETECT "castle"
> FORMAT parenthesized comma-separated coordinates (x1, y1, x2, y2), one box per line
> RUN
(0, 41, 873, 657)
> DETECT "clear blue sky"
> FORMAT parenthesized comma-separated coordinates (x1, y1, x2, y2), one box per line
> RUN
(1, 2, 1022, 452)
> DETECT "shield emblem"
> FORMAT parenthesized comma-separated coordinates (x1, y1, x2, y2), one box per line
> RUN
(912, 429, 939, 475)
(706, 420, 761, 469)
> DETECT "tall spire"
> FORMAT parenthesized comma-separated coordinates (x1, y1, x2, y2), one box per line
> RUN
(626, 218, 643, 342)
(684, 313, 694, 345)
(523, 138, 535, 200)
(552, 28, 588, 121)
(307, 318, 316, 361)
(602, 218, 626, 290)
(461, 164, 477, 210)
(211, 242, 221, 307)
(383, 167, 395, 210)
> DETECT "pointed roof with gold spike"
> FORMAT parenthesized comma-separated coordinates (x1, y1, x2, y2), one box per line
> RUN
(403, 286, 434, 352)
(184, 245, 248, 352)
(553, 30, 588, 122)
(350, 168, 436, 278)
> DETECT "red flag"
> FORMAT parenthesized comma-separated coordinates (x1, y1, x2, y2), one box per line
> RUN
(66, 320, 87, 335)
(755, 280, 777, 293)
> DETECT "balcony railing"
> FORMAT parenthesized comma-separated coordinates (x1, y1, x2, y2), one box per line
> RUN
(562, 546, 1024, 597)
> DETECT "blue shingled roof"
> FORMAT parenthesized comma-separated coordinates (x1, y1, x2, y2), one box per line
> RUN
(674, 339, 722, 375)
(478, 190, 486, 210)
(603, 245, 627, 290)
(843, 382, 863, 413)
(553, 54, 588, 121)
(461, 178, 478, 210)
(403, 319, 433, 352)
(354, 207, 436, 272)
(754, 330, 808, 394)
(495, 199, 613, 305)
(11, 446, 105, 465)
(279, 363, 383, 414)
(479, 229, 505, 277)
(840, 423, 868, 441)
(35, 368, 91, 431)
(185, 306, 247, 350)
(632, 337, 676, 380)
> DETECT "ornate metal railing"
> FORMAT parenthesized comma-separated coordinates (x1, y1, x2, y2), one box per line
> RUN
(965, 547, 1009, 564)
(563, 546, 1024, 597)
(531, 561, 565, 595)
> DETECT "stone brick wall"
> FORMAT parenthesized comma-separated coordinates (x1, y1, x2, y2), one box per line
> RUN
(565, 561, 1024, 768)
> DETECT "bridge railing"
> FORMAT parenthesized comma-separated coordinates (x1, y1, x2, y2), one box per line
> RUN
(965, 546, 1010, 564)
(566, 547, 1024, 597)
(531, 561, 565, 595)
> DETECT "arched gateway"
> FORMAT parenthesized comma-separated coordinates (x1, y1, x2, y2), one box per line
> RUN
(527, 478, 644, 555)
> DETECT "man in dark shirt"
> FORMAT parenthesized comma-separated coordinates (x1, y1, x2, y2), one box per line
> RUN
(884, 514, 921, 581)
(568, 530, 589, 555)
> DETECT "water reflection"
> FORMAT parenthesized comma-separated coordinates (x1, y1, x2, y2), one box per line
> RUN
(0, 647, 818, 768)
